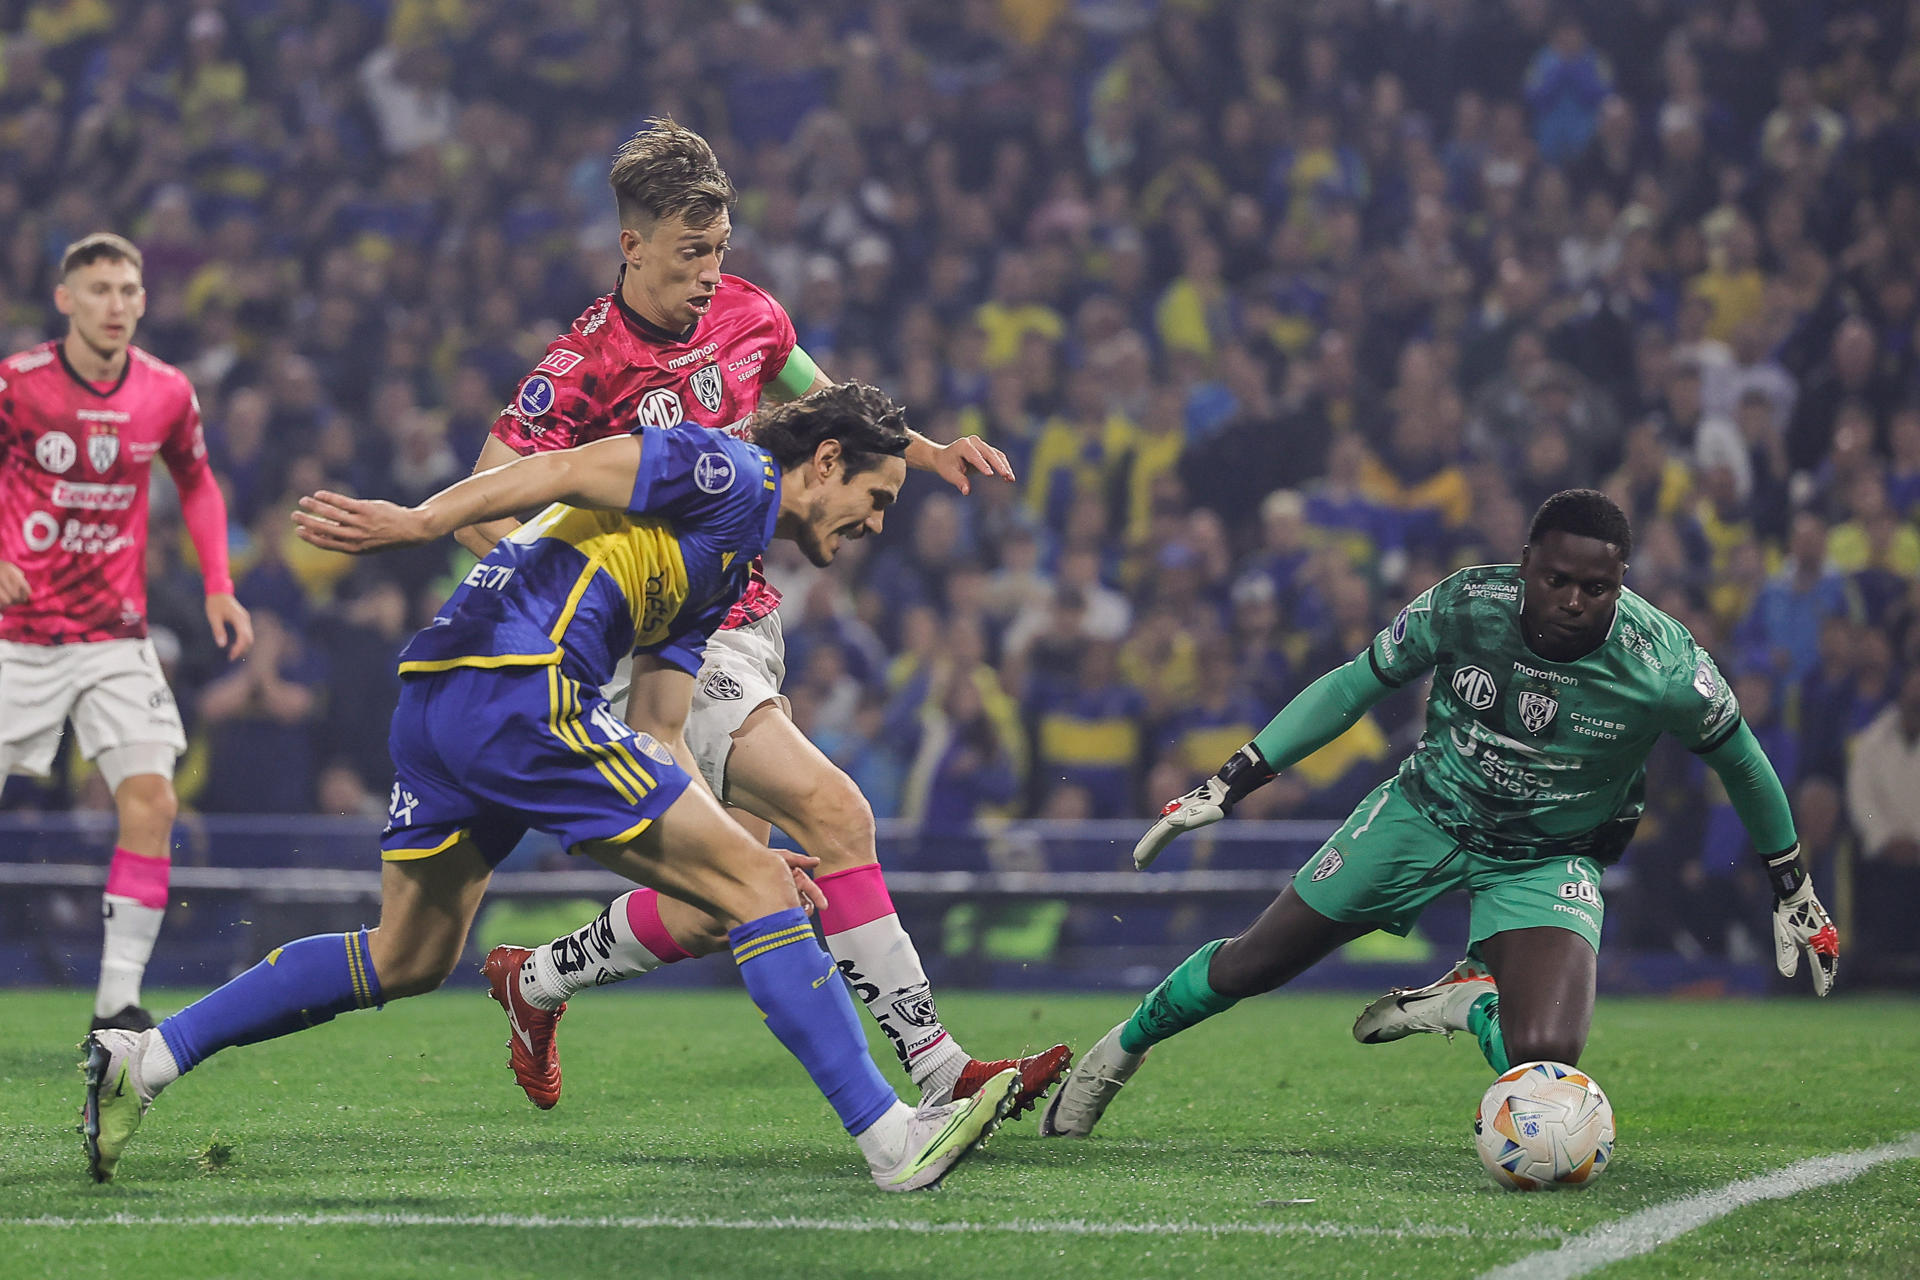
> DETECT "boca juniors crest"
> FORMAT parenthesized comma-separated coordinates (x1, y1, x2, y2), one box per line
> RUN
(1518, 691, 1559, 734)
(689, 363, 724, 414)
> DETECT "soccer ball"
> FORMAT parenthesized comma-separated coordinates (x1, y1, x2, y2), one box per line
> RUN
(1473, 1061, 1614, 1191)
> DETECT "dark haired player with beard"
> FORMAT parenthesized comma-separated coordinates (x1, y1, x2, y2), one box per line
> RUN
(1041, 490, 1838, 1139)
(457, 119, 1068, 1117)
(0, 233, 252, 1035)
(83, 385, 1023, 1192)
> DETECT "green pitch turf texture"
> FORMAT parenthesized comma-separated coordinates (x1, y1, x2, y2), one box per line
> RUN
(2, 988, 1916, 1279)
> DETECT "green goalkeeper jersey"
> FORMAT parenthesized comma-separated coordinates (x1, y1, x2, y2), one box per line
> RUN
(1367, 565, 1741, 863)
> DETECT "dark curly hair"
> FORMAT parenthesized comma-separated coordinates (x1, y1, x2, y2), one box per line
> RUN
(751, 382, 910, 478)
(608, 117, 735, 233)
(1528, 488, 1634, 560)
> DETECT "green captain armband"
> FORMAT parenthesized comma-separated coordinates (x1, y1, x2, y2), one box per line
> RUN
(769, 344, 821, 400)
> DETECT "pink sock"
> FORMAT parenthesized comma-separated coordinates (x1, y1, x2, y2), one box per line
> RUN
(817, 864, 965, 1087)
(105, 847, 170, 910)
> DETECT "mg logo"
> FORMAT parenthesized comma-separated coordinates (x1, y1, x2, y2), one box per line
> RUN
(1452, 665, 1498, 711)
(636, 387, 684, 428)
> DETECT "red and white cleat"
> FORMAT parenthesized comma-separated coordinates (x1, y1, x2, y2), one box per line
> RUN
(950, 1043, 1073, 1120)
(483, 945, 565, 1109)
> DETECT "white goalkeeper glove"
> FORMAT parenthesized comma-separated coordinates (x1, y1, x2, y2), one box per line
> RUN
(1766, 845, 1838, 996)
(1132, 744, 1276, 870)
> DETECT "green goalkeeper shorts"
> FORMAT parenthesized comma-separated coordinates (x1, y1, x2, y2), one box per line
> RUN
(1290, 778, 1605, 955)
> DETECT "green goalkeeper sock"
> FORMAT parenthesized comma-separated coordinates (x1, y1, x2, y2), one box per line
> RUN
(1466, 990, 1508, 1073)
(1118, 939, 1239, 1054)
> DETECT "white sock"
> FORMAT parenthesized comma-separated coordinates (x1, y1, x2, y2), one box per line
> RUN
(139, 1029, 181, 1093)
(97, 894, 164, 1018)
(853, 1100, 914, 1169)
(524, 893, 676, 1010)
(825, 914, 969, 1098)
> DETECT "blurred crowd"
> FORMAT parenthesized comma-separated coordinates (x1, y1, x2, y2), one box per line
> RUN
(2, 0, 1918, 960)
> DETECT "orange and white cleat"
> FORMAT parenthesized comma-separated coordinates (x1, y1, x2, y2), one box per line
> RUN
(949, 1043, 1072, 1120)
(483, 945, 566, 1109)
(1352, 957, 1497, 1045)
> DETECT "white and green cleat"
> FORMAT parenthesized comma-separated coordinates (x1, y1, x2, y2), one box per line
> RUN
(871, 1066, 1019, 1192)
(81, 1028, 159, 1183)
(1352, 958, 1496, 1045)
(1037, 1022, 1147, 1138)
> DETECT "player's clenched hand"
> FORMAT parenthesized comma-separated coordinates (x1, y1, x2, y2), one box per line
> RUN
(0, 560, 28, 608)
(205, 593, 254, 660)
(293, 491, 433, 553)
(776, 848, 828, 915)
(1767, 845, 1838, 996)
(929, 435, 1015, 496)
(1133, 743, 1278, 870)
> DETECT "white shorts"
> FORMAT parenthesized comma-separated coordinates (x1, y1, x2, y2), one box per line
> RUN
(601, 611, 788, 800)
(0, 637, 187, 779)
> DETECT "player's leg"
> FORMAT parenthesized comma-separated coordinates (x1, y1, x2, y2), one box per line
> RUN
(71, 638, 190, 1031)
(575, 777, 1017, 1189)
(1044, 780, 1448, 1138)
(1476, 927, 1596, 1069)
(1355, 852, 1605, 1072)
(81, 837, 494, 1182)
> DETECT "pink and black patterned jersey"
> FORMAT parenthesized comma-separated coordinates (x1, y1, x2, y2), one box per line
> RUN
(0, 342, 210, 645)
(490, 272, 799, 631)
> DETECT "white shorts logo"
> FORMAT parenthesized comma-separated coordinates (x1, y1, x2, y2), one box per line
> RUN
(1452, 665, 1498, 711)
(36, 431, 76, 474)
(1311, 847, 1345, 882)
(693, 451, 735, 493)
(703, 670, 743, 701)
(690, 364, 724, 413)
(636, 387, 684, 428)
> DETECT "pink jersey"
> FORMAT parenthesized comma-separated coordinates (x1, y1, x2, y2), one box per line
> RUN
(0, 341, 210, 644)
(491, 271, 799, 630)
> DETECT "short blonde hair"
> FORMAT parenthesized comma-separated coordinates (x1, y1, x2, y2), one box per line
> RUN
(60, 232, 144, 278)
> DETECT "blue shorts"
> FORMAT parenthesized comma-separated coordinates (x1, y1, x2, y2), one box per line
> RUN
(380, 664, 692, 866)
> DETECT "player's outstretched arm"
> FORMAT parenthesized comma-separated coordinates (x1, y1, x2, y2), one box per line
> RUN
(454, 435, 531, 557)
(293, 436, 645, 554)
(1134, 656, 1396, 869)
(1699, 721, 1838, 994)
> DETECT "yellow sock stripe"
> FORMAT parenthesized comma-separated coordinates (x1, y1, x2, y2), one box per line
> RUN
(731, 924, 819, 966)
(354, 930, 378, 1008)
(344, 932, 369, 1009)
(548, 669, 639, 804)
(561, 674, 656, 798)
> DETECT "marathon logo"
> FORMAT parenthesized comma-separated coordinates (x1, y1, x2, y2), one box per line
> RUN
(666, 341, 720, 370)
(75, 408, 131, 423)
(52, 480, 137, 511)
(1513, 661, 1578, 685)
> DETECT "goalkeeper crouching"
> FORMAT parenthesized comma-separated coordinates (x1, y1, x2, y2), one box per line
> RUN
(1041, 490, 1837, 1139)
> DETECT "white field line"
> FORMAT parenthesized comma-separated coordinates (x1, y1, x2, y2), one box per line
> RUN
(3, 1212, 1566, 1241)
(1477, 1131, 1920, 1280)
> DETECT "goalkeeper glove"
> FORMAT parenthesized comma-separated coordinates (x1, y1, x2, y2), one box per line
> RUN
(1765, 844, 1838, 996)
(1132, 744, 1276, 870)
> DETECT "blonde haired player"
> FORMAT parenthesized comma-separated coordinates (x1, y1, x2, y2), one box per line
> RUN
(0, 233, 252, 1032)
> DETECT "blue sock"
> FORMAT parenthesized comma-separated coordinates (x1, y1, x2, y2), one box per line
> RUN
(158, 931, 382, 1074)
(730, 908, 897, 1136)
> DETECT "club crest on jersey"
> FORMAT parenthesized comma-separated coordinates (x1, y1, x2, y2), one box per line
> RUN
(517, 374, 556, 418)
(35, 431, 76, 474)
(1518, 691, 1559, 734)
(689, 363, 723, 414)
(637, 387, 684, 428)
(1311, 847, 1344, 882)
(633, 732, 676, 766)
(87, 430, 119, 472)
(693, 451, 735, 494)
(1692, 656, 1718, 700)
(1452, 665, 1498, 711)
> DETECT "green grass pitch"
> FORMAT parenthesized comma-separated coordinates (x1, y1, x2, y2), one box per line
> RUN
(2, 987, 1916, 1279)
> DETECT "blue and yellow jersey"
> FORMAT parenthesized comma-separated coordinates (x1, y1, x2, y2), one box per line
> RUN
(397, 426, 780, 689)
